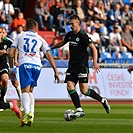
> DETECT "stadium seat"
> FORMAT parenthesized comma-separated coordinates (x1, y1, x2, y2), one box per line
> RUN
(112, 52, 125, 64)
(127, 58, 133, 63)
(122, 52, 128, 60)
(101, 52, 114, 63)
(123, 52, 133, 63)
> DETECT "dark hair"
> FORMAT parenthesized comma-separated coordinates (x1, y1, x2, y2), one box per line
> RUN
(26, 18, 37, 30)
(69, 14, 81, 24)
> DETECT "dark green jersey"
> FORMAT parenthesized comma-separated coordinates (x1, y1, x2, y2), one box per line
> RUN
(0, 38, 12, 66)
(64, 29, 92, 72)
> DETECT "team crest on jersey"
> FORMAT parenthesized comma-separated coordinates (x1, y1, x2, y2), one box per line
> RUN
(4, 45, 7, 49)
(76, 37, 80, 42)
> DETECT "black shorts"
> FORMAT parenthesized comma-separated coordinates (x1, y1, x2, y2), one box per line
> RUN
(64, 69, 89, 84)
(0, 63, 9, 78)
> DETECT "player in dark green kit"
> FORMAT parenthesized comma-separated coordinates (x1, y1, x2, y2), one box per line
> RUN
(0, 26, 12, 103)
(0, 26, 22, 119)
(51, 14, 110, 119)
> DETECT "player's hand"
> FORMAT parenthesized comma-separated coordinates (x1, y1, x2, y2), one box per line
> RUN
(14, 61, 19, 67)
(127, 65, 133, 73)
(92, 63, 101, 73)
(54, 72, 60, 83)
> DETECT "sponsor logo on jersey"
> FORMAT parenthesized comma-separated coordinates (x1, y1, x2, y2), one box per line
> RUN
(69, 41, 78, 46)
(25, 52, 35, 57)
(24, 64, 41, 70)
(26, 34, 36, 37)
(4, 45, 7, 49)
(78, 73, 87, 78)
(76, 37, 80, 42)
(66, 72, 71, 75)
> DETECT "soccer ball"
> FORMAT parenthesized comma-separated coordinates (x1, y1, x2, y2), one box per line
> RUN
(64, 109, 75, 121)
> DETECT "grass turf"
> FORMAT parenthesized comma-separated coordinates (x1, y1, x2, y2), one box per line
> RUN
(0, 103, 132, 133)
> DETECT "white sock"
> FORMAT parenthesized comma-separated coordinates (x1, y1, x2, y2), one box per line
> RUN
(29, 92, 35, 115)
(22, 92, 30, 114)
(16, 86, 22, 104)
(76, 107, 83, 112)
(9, 102, 13, 109)
(101, 97, 106, 103)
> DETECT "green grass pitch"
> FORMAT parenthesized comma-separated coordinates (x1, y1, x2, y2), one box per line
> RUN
(0, 103, 132, 133)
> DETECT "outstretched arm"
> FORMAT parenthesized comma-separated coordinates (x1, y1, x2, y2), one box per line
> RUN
(51, 40, 67, 50)
(89, 43, 101, 73)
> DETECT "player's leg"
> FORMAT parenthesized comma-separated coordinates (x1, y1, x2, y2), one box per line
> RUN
(67, 81, 85, 118)
(21, 88, 35, 127)
(0, 86, 9, 112)
(27, 88, 35, 126)
(19, 64, 41, 126)
(0, 86, 4, 111)
(65, 71, 85, 119)
(19, 64, 32, 126)
(21, 86, 34, 126)
(27, 66, 41, 126)
(11, 80, 22, 100)
(0, 73, 9, 102)
(79, 83, 110, 113)
(11, 80, 23, 111)
(0, 100, 22, 118)
(9, 69, 23, 111)
(0, 101, 10, 109)
(20, 85, 33, 127)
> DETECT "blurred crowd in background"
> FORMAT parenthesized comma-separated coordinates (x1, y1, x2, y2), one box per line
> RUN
(0, 0, 133, 63)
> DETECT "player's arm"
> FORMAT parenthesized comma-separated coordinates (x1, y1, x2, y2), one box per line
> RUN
(89, 43, 101, 73)
(14, 49, 19, 66)
(9, 47, 16, 58)
(127, 65, 133, 73)
(0, 49, 7, 56)
(8, 35, 18, 58)
(45, 51, 60, 83)
(51, 40, 67, 50)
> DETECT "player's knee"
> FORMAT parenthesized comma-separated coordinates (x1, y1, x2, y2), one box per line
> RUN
(80, 89, 87, 95)
(1, 74, 9, 83)
(2, 78, 8, 84)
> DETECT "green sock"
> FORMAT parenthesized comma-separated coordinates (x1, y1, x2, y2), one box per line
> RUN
(0, 88, 7, 101)
(68, 90, 76, 95)
(85, 89, 91, 96)
(68, 89, 81, 109)
(85, 88, 102, 102)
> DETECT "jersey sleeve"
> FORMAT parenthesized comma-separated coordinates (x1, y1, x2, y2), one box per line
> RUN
(11, 35, 19, 48)
(40, 38, 51, 54)
(64, 32, 70, 42)
(2, 38, 12, 48)
(7, 38, 13, 48)
(82, 33, 93, 46)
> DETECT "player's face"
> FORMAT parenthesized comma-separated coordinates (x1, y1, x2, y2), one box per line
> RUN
(69, 19, 80, 33)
